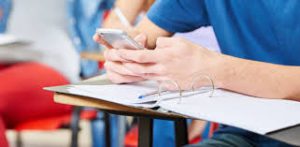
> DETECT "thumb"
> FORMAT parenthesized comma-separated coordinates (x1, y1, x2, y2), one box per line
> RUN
(134, 33, 147, 48)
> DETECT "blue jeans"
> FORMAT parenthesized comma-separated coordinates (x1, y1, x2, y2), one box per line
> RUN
(186, 126, 294, 147)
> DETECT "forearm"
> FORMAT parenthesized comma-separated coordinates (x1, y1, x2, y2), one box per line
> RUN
(217, 55, 300, 100)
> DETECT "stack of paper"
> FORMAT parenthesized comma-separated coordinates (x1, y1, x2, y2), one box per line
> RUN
(68, 81, 157, 106)
(65, 81, 300, 135)
(159, 90, 300, 135)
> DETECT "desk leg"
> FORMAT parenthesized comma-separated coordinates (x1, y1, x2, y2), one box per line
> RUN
(138, 117, 153, 147)
(70, 106, 82, 147)
(175, 119, 188, 147)
(104, 112, 111, 147)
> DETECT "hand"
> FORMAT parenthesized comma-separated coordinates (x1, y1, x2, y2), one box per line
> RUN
(114, 36, 225, 90)
(93, 34, 147, 84)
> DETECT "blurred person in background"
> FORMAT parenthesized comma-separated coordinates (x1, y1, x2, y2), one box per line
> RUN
(1, 0, 120, 146)
(0, 0, 79, 146)
(1, 0, 122, 146)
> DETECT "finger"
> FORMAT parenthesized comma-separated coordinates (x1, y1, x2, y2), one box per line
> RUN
(134, 33, 147, 47)
(93, 34, 113, 49)
(141, 74, 171, 83)
(117, 49, 159, 63)
(122, 62, 166, 75)
(104, 61, 138, 76)
(104, 49, 128, 62)
(138, 74, 183, 91)
(155, 37, 177, 48)
(93, 34, 101, 43)
(106, 70, 144, 84)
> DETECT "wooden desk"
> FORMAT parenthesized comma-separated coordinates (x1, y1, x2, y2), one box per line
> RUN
(49, 76, 300, 147)
(53, 91, 188, 147)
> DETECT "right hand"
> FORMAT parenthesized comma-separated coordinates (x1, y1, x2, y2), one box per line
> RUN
(93, 34, 147, 84)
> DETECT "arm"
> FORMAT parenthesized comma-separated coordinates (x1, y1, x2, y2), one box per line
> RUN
(108, 36, 300, 101)
(219, 55, 300, 100)
(97, 1, 300, 100)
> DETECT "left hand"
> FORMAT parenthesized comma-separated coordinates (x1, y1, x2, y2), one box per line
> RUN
(110, 36, 225, 90)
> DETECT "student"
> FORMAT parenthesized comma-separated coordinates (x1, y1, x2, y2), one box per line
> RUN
(95, 0, 300, 146)
(102, 0, 220, 146)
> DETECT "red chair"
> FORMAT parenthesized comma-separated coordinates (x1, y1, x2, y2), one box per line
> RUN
(1, 63, 98, 147)
(208, 122, 219, 138)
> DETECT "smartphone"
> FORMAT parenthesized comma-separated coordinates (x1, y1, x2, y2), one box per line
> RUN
(96, 28, 144, 50)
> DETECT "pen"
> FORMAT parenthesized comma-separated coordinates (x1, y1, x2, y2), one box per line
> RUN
(138, 90, 169, 99)
(138, 90, 158, 99)
(113, 7, 131, 27)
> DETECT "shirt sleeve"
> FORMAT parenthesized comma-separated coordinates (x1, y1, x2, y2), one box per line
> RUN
(147, 0, 210, 33)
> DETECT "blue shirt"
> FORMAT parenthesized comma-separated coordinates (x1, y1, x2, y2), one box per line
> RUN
(147, 0, 299, 146)
(148, 0, 300, 66)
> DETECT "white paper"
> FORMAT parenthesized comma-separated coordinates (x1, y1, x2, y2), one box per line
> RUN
(67, 81, 300, 134)
(67, 81, 158, 106)
(158, 89, 300, 135)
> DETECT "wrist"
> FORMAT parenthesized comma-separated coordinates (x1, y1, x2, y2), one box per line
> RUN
(213, 54, 237, 89)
